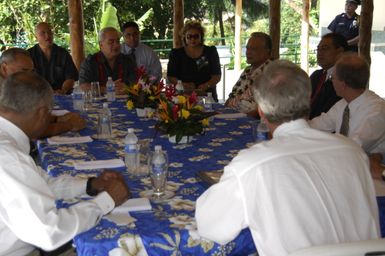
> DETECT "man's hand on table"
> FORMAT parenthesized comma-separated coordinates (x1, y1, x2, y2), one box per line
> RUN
(57, 112, 86, 132)
(91, 171, 131, 206)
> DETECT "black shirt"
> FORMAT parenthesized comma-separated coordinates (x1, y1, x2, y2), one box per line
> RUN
(28, 44, 78, 91)
(167, 45, 221, 101)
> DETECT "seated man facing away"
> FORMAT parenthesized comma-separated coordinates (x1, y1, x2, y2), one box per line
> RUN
(0, 72, 130, 255)
(310, 53, 385, 155)
(79, 27, 136, 95)
(28, 22, 78, 95)
(309, 33, 347, 119)
(121, 21, 162, 81)
(225, 32, 273, 117)
(195, 60, 379, 256)
(0, 48, 85, 138)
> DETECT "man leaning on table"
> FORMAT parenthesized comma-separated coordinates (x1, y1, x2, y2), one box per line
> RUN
(195, 60, 379, 256)
(0, 48, 86, 138)
(79, 27, 136, 95)
(0, 72, 130, 256)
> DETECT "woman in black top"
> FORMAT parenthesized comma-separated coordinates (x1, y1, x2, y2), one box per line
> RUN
(167, 20, 221, 101)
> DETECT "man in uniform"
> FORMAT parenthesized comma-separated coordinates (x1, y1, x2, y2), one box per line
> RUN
(328, 0, 360, 52)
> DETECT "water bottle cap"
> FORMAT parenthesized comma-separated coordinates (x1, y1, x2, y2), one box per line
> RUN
(177, 80, 182, 84)
(154, 145, 162, 151)
(127, 128, 134, 133)
(103, 103, 108, 108)
(107, 76, 112, 81)
(207, 92, 212, 97)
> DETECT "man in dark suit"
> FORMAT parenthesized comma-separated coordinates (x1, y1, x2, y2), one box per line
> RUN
(310, 33, 348, 119)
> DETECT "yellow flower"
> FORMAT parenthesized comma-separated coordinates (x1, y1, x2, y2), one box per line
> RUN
(177, 95, 186, 104)
(201, 118, 209, 126)
(194, 105, 204, 111)
(181, 109, 190, 119)
(126, 100, 134, 110)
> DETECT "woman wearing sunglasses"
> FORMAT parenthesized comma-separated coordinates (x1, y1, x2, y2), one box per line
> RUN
(167, 20, 221, 101)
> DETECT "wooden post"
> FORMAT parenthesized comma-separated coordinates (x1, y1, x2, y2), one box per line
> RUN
(234, 0, 242, 71)
(359, 0, 373, 65)
(301, 0, 310, 71)
(68, 0, 85, 71)
(269, 0, 281, 60)
(173, 0, 184, 48)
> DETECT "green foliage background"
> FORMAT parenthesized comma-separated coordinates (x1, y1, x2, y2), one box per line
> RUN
(0, 0, 319, 65)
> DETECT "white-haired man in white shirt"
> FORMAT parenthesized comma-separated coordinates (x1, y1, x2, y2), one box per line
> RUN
(195, 60, 379, 256)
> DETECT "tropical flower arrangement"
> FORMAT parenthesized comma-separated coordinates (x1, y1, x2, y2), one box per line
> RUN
(156, 85, 213, 143)
(126, 66, 164, 110)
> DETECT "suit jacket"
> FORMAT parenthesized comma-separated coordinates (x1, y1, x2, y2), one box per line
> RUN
(310, 69, 341, 119)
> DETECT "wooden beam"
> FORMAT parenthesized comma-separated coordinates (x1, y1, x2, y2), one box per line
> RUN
(173, 0, 184, 48)
(234, 0, 242, 71)
(301, 0, 310, 71)
(359, 0, 373, 65)
(68, 0, 85, 71)
(269, 0, 281, 60)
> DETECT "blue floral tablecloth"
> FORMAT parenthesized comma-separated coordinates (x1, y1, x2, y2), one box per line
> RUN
(38, 95, 258, 256)
(38, 95, 385, 256)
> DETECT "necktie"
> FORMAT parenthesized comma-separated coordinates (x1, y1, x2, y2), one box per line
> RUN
(339, 105, 350, 136)
(130, 48, 137, 66)
(311, 70, 327, 104)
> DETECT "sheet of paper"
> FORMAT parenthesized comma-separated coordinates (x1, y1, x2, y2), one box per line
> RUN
(74, 159, 125, 170)
(214, 113, 247, 119)
(111, 198, 152, 214)
(105, 212, 137, 226)
(51, 109, 70, 116)
(47, 136, 93, 145)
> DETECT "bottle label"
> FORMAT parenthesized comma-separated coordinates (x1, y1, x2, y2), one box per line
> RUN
(73, 93, 83, 100)
(153, 163, 166, 174)
(125, 144, 137, 153)
(256, 131, 269, 141)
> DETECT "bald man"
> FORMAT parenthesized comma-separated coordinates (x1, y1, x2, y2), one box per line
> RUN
(28, 22, 78, 94)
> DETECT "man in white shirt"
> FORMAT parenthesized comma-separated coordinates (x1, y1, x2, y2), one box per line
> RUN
(309, 53, 385, 155)
(0, 72, 130, 255)
(121, 21, 162, 81)
(195, 60, 379, 256)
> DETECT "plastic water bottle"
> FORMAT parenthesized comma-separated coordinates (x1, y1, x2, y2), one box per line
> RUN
(106, 77, 115, 102)
(255, 119, 269, 143)
(125, 128, 139, 174)
(97, 103, 112, 139)
(176, 80, 184, 95)
(150, 145, 168, 197)
(72, 81, 84, 111)
(204, 92, 215, 111)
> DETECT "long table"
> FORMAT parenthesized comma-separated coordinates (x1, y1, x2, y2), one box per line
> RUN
(38, 95, 385, 256)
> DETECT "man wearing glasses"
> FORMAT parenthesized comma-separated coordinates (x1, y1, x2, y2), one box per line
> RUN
(121, 21, 162, 81)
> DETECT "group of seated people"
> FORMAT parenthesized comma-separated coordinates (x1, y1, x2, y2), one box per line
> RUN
(0, 18, 384, 256)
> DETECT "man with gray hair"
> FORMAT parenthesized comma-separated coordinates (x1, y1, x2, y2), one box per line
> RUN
(195, 60, 379, 255)
(0, 72, 130, 255)
(0, 48, 86, 138)
(79, 27, 136, 94)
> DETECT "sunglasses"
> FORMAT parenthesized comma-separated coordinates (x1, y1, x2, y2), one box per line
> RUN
(186, 34, 200, 40)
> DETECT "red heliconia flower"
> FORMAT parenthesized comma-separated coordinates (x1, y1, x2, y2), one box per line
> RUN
(189, 91, 197, 105)
(135, 66, 147, 82)
(172, 104, 179, 120)
(165, 84, 177, 100)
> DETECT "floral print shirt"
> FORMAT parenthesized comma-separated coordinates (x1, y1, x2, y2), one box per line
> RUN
(226, 60, 272, 113)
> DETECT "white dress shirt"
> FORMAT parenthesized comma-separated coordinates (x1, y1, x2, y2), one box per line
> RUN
(0, 116, 115, 256)
(195, 119, 379, 256)
(121, 42, 162, 81)
(310, 90, 385, 154)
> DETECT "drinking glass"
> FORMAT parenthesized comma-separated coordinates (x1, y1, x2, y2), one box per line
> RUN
(83, 88, 93, 111)
(91, 81, 101, 100)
